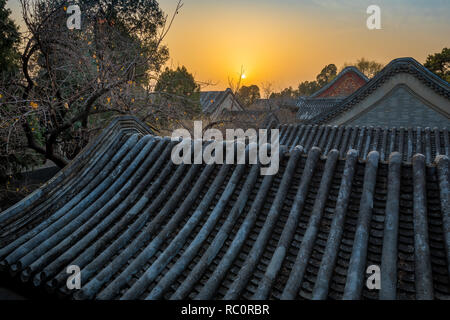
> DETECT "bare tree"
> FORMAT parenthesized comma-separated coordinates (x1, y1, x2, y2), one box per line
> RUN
(260, 82, 273, 99)
(342, 58, 384, 78)
(0, 0, 188, 173)
(260, 81, 278, 111)
(228, 65, 245, 95)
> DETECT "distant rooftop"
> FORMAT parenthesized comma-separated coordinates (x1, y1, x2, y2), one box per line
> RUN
(310, 66, 369, 99)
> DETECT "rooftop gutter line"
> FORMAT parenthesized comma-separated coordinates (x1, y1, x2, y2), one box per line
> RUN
(140, 158, 248, 300)
(332, 127, 345, 153)
(75, 144, 196, 299)
(444, 128, 449, 156)
(171, 162, 263, 300)
(380, 152, 402, 300)
(280, 149, 338, 300)
(254, 147, 323, 300)
(313, 126, 324, 149)
(121, 161, 238, 300)
(347, 128, 358, 154)
(281, 125, 294, 145)
(435, 156, 450, 278)
(434, 128, 441, 156)
(223, 148, 303, 300)
(92, 162, 217, 300)
(412, 154, 434, 300)
(380, 129, 388, 162)
(299, 126, 312, 148)
(52, 139, 175, 292)
(82, 160, 205, 299)
(147, 146, 262, 300)
(361, 127, 372, 161)
(388, 130, 396, 156)
(312, 149, 359, 300)
(323, 127, 337, 157)
(339, 128, 352, 158)
(318, 126, 330, 152)
(304, 126, 318, 151)
(343, 151, 380, 300)
(284, 125, 299, 147)
(356, 127, 366, 155)
(425, 128, 432, 164)
(194, 152, 286, 300)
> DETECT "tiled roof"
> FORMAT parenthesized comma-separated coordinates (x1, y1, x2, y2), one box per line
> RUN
(277, 124, 449, 164)
(0, 117, 449, 300)
(310, 66, 369, 98)
(306, 58, 450, 125)
(200, 88, 242, 114)
(296, 98, 344, 121)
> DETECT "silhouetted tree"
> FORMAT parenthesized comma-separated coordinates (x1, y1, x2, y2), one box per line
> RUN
(298, 81, 319, 96)
(156, 66, 199, 96)
(0, 0, 20, 74)
(342, 58, 383, 79)
(316, 64, 337, 87)
(424, 48, 450, 82)
(0, 0, 27, 180)
(270, 86, 298, 100)
(0, 0, 183, 175)
(155, 66, 201, 115)
(237, 85, 260, 107)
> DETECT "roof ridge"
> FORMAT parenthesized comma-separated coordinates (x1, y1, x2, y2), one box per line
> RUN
(309, 66, 369, 98)
(277, 123, 449, 165)
(307, 57, 450, 124)
(1, 117, 449, 300)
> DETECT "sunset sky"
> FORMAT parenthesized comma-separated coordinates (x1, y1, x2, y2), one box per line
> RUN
(6, 0, 450, 90)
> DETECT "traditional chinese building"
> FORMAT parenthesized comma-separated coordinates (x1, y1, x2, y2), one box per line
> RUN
(310, 66, 369, 98)
(200, 88, 244, 120)
(1, 117, 448, 300)
(298, 58, 450, 128)
(296, 66, 369, 122)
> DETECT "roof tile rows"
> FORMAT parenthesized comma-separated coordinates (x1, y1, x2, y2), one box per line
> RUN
(296, 98, 344, 121)
(277, 124, 449, 164)
(0, 117, 449, 300)
(200, 88, 242, 114)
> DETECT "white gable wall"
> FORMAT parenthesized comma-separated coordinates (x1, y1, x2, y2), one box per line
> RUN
(330, 74, 450, 128)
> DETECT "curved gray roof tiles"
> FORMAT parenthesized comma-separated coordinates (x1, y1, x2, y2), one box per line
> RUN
(296, 98, 344, 121)
(0, 116, 449, 300)
(277, 124, 449, 164)
(305, 58, 450, 125)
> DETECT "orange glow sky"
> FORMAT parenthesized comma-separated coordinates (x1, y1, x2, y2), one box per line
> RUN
(7, 0, 450, 91)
